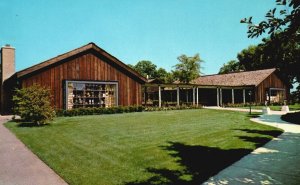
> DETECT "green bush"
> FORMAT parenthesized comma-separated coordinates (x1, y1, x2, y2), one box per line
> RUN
(281, 112, 300, 125)
(13, 84, 55, 125)
(56, 105, 145, 117)
(55, 105, 201, 117)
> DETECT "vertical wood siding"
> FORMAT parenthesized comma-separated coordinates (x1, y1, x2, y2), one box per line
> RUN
(20, 53, 143, 109)
(255, 73, 287, 103)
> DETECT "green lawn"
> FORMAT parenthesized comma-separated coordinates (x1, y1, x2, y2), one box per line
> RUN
(6, 109, 283, 185)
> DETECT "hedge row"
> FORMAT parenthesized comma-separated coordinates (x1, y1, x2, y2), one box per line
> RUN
(56, 105, 202, 117)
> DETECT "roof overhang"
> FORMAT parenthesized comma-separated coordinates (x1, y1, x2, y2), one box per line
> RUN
(144, 82, 254, 89)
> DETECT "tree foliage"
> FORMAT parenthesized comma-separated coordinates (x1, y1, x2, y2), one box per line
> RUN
(128, 60, 174, 83)
(173, 54, 203, 84)
(134, 60, 157, 78)
(221, 33, 299, 89)
(290, 85, 300, 102)
(240, 0, 300, 93)
(129, 54, 204, 84)
(155, 68, 174, 83)
(235, 32, 300, 88)
(237, 45, 265, 70)
(13, 84, 55, 125)
(241, 0, 300, 39)
(219, 60, 245, 74)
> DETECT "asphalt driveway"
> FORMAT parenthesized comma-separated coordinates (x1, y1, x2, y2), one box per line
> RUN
(0, 116, 67, 185)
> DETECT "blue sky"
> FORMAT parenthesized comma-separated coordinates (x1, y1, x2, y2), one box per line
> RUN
(1, 0, 275, 75)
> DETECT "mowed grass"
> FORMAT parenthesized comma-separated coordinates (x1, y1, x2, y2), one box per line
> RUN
(6, 109, 283, 185)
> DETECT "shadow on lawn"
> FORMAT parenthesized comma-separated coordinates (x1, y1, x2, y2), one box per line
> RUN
(126, 129, 282, 185)
(126, 142, 252, 185)
(234, 129, 283, 148)
(235, 129, 283, 138)
(11, 117, 50, 127)
(246, 113, 261, 118)
(17, 122, 49, 127)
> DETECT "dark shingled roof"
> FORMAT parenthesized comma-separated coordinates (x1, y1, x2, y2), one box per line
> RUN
(192, 68, 276, 87)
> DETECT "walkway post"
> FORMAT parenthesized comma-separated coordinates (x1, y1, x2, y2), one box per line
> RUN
(243, 89, 246, 104)
(220, 88, 223, 107)
(217, 88, 219, 107)
(177, 86, 180, 107)
(158, 85, 161, 108)
(232, 89, 235, 104)
(249, 90, 252, 115)
(192, 87, 195, 106)
(196, 87, 199, 107)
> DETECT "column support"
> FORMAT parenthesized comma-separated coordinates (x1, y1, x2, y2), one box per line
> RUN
(269, 88, 271, 104)
(192, 87, 195, 106)
(177, 87, 180, 107)
(220, 88, 223, 107)
(217, 88, 219, 107)
(196, 87, 199, 106)
(243, 89, 246, 104)
(232, 89, 235, 104)
(158, 85, 161, 108)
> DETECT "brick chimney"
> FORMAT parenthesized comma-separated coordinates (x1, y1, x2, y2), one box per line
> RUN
(0, 44, 16, 114)
(1, 44, 15, 83)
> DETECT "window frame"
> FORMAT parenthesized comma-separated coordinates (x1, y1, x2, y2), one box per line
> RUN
(64, 80, 119, 110)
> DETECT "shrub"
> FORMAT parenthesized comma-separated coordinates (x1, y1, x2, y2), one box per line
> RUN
(13, 84, 55, 125)
(55, 105, 202, 117)
(281, 112, 300, 125)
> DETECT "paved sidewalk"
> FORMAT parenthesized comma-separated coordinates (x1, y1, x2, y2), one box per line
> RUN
(203, 106, 262, 113)
(0, 116, 68, 185)
(203, 109, 300, 185)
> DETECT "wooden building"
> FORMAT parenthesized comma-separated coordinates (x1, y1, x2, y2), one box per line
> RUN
(0, 43, 146, 113)
(0, 43, 289, 113)
(144, 68, 289, 107)
(193, 68, 289, 106)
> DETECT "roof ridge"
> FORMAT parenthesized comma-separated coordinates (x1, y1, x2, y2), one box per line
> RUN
(198, 68, 276, 78)
(193, 68, 277, 87)
(16, 42, 146, 82)
(16, 43, 94, 75)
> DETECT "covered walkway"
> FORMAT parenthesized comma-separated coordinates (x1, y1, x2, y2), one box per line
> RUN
(143, 83, 254, 107)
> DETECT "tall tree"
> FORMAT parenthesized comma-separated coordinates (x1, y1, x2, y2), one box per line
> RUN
(128, 61, 175, 83)
(173, 54, 203, 84)
(241, 0, 300, 39)
(219, 60, 245, 74)
(127, 64, 135, 70)
(237, 45, 265, 70)
(241, 0, 300, 89)
(154, 68, 170, 83)
(133, 60, 157, 78)
(236, 33, 300, 88)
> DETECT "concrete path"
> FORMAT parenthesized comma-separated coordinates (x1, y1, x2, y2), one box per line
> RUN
(203, 106, 262, 113)
(0, 116, 68, 185)
(203, 108, 300, 185)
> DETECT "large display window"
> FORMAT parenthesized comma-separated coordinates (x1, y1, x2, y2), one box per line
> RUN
(65, 81, 118, 110)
